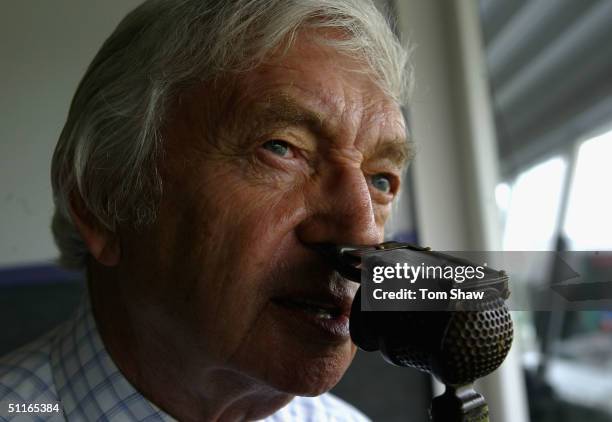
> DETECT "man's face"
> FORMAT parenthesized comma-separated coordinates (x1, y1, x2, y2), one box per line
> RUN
(118, 34, 408, 396)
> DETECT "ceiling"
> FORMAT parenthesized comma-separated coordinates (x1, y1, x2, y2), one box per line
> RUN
(478, 0, 612, 176)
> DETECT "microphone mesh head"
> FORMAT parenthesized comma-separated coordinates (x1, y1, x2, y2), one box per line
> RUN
(355, 294, 514, 386)
(437, 297, 513, 385)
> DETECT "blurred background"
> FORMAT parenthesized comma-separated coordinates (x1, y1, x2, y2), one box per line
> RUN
(1, 1, 611, 421)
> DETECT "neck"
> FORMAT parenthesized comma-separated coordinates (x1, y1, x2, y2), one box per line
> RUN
(88, 265, 293, 422)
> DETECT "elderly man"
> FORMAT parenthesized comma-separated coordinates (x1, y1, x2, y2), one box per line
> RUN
(0, 0, 411, 420)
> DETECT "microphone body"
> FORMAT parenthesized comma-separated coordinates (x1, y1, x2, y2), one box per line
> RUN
(320, 242, 514, 422)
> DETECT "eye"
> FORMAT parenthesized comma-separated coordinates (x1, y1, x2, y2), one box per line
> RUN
(261, 139, 293, 158)
(371, 173, 392, 194)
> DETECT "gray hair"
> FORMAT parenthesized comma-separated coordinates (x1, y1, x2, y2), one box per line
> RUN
(51, 0, 412, 269)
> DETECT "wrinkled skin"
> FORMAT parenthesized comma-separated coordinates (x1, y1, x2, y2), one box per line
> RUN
(87, 33, 409, 421)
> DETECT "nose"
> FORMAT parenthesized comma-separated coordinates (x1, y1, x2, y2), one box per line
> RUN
(296, 166, 382, 247)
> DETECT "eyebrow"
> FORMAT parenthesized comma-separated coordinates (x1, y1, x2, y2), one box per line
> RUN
(246, 93, 413, 168)
(247, 94, 326, 136)
(369, 137, 414, 170)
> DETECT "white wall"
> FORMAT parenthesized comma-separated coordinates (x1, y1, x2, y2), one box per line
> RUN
(394, 0, 471, 251)
(0, 1, 142, 267)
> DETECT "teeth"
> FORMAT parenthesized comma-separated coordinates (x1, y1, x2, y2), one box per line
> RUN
(283, 299, 337, 318)
(312, 309, 334, 319)
(300, 303, 334, 317)
(301, 300, 332, 309)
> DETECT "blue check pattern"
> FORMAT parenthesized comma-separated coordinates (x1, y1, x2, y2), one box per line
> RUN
(0, 296, 369, 421)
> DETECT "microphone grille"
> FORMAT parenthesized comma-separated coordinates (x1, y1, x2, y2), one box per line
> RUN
(438, 297, 513, 385)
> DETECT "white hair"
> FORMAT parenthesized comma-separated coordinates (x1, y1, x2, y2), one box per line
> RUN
(51, 0, 413, 269)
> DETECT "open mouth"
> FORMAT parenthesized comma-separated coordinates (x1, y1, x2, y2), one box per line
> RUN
(274, 298, 342, 319)
(272, 295, 351, 339)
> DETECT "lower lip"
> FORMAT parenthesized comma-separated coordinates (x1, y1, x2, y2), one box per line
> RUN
(273, 301, 351, 341)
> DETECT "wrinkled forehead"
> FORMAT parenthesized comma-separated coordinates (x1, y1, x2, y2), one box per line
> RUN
(247, 32, 401, 110)
(165, 33, 409, 166)
(232, 37, 406, 148)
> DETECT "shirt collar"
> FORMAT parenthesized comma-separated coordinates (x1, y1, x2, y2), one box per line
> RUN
(50, 294, 176, 421)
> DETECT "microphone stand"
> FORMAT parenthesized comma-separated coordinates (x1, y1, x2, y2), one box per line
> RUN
(430, 383, 489, 422)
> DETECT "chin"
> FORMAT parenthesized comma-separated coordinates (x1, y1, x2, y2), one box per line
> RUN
(226, 306, 358, 397)
(264, 344, 356, 397)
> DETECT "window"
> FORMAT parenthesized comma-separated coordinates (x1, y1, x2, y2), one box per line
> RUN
(501, 157, 567, 251)
(563, 130, 612, 251)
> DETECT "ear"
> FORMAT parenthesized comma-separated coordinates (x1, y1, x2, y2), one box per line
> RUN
(69, 193, 120, 267)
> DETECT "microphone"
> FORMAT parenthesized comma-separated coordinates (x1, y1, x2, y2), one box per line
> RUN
(319, 242, 514, 422)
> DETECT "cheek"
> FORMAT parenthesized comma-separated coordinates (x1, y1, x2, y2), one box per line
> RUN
(174, 161, 308, 287)
(152, 164, 309, 356)
(206, 172, 305, 244)
(374, 203, 391, 228)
